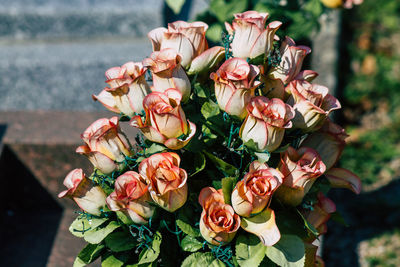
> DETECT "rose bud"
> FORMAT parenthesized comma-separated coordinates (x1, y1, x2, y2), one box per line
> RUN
(148, 21, 208, 68)
(269, 36, 311, 84)
(301, 119, 348, 170)
(199, 187, 240, 245)
(210, 58, 260, 119)
(143, 48, 191, 102)
(139, 152, 188, 212)
(106, 171, 155, 225)
(187, 46, 225, 75)
(131, 89, 196, 150)
(92, 62, 151, 117)
(288, 80, 341, 132)
(305, 193, 336, 236)
(240, 97, 294, 152)
(232, 161, 283, 217)
(76, 117, 132, 174)
(58, 169, 107, 216)
(276, 147, 326, 206)
(225, 11, 282, 59)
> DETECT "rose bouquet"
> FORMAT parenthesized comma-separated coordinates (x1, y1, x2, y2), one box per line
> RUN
(60, 11, 361, 267)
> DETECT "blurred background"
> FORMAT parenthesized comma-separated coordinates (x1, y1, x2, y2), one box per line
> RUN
(0, 0, 399, 266)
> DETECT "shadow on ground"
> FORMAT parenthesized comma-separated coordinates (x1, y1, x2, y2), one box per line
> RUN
(323, 179, 400, 266)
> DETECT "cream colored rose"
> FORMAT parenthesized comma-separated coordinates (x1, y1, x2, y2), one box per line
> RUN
(148, 21, 208, 68)
(106, 171, 155, 225)
(58, 168, 107, 216)
(130, 89, 196, 150)
(198, 187, 240, 245)
(76, 117, 132, 174)
(139, 152, 188, 212)
(288, 80, 341, 132)
(225, 11, 282, 59)
(231, 161, 283, 217)
(276, 147, 326, 206)
(240, 97, 294, 152)
(143, 48, 191, 102)
(210, 57, 260, 119)
(93, 62, 150, 117)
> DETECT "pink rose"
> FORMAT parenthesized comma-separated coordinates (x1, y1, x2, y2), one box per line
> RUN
(92, 62, 151, 117)
(288, 80, 341, 131)
(148, 21, 208, 68)
(106, 171, 155, 224)
(231, 161, 283, 217)
(76, 117, 132, 174)
(139, 152, 188, 212)
(303, 192, 336, 236)
(58, 169, 107, 216)
(240, 96, 294, 152)
(130, 89, 196, 150)
(199, 187, 241, 245)
(269, 37, 311, 84)
(276, 147, 326, 206)
(143, 48, 191, 102)
(210, 58, 260, 119)
(225, 11, 282, 59)
(301, 119, 348, 170)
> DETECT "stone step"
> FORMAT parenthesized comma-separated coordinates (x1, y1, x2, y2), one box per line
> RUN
(0, 0, 163, 40)
(0, 37, 152, 110)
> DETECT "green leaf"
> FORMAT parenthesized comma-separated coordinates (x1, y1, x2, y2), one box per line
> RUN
(165, 0, 186, 14)
(138, 231, 162, 264)
(105, 231, 136, 252)
(273, 144, 290, 153)
(204, 151, 238, 177)
(222, 177, 237, 205)
(116, 211, 134, 225)
(69, 217, 108, 238)
(296, 210, 319, 237)
(145, 143, 167, 156)
(209, 0, 248, 22)
(212, 180, 222, 190)
(265, 235, 305, 267)
(181, 235, 203, 252)
(181, 252, 225, 267)
(74, 243, 105, 266)
(235, 234, 266, 267)
(194, 83, 210, 99)
(254, 152, 271, 164)
(101, 255, 124, 267)
(201, 100, 220, 120)
(206, 23, 223, 42)
(84, 221, 120, 244)
(177, 208, 201, 237)
(182, 152, 206, 177)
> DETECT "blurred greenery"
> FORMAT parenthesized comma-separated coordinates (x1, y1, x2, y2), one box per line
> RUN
(195, 0, 328, 43)
(340, 0, 400, 186)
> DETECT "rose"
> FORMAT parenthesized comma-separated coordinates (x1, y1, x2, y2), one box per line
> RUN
(148, 21, 208, 68)
(139, 152, 187, 212)
(301, 119, 347, 170)
(106, 171, 155, 224)
(269, 37, 311, 85)
(240, 97, 294, 152)
(58, 169, 107, 216)
(92, 62, 150, 117)
(303, 192, 336, 237)
(231, 161, 283, 217)
(199, 187, 240, 245)
(288, 80, 341, 132)
(225, 11, 282, 59)
(187, 46, 225, 76)
(210, 58, 260, 119)
(143, 48, 191, 102)
(275, 147, 326, 206)
(320, 0, 363, 8)
(130, 89, 196, 150)
(76, 117, 132, 174)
